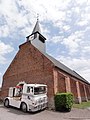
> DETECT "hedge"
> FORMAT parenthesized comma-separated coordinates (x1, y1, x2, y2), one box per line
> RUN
(54, 92, 73, 112)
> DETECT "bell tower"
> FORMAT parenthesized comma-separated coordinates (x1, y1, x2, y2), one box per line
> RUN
(26, 18, 46, 53)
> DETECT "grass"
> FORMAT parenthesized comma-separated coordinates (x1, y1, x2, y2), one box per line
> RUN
(73, 101, 90, 109)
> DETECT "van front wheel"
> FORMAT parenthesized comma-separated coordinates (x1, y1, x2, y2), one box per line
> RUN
(21, 103, 27, 112)
(4, 99, 9, 108)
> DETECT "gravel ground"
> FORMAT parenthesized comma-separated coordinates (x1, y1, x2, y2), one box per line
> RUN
(0, 104, 90, 120)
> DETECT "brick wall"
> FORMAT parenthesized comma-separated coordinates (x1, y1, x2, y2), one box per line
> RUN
(79, 82, 86, 102)
(58, 72, 66, 93)
(1, 42, 54, 101)
(70, 78, 78, 100)
(54, 69, 90, 103)
(85, 84, 90, 100)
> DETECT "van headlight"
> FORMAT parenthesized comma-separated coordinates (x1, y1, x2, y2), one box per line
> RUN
(32, 100, 38, 105)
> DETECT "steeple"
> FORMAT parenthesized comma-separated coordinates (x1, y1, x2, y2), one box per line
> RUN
(26, 18, 46, 53)
(32, 19, 41, 34)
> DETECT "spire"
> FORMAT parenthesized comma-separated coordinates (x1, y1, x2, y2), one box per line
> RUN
(32, 15, 41, 34)
(26, 16, 46, 53)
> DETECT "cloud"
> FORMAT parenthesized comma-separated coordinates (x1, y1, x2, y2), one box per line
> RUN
(82, 46, 90, 53)
(49, 36, 64, 43)
(0, 25, 10, 37)
(74, 1, 90, 27)
(79, 69, 90, 82)
(0, 40, 14, 87)
(0, 0, 72, 38)
(0, 41, 14, 55)
(0, 0, 30, 37)
(0, 40, 14, 64)
(61, 31, 84, 54)
(0, 55, 6, 64)
(0, 0, 89, 35)
(0, 0, 89, 39)
(62, 25, 71, 31)
(77, 20, 88, 26)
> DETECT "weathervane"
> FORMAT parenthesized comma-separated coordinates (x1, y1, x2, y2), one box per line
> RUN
(37, 13, 39, 21)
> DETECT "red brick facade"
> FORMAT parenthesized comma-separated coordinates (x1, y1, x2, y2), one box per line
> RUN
(70, 78, 78, 99)
(1, 41, 90, 108)
(58, 72, 66, 93)
(1, 42, 54, 101)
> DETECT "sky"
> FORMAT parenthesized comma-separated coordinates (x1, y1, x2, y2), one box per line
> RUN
(0, 0, 90, 87)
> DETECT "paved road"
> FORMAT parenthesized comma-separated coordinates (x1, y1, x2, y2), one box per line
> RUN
(0, 104, 90, 120)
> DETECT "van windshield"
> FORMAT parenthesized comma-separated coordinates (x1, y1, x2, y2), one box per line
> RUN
(34, 86, 46, 95)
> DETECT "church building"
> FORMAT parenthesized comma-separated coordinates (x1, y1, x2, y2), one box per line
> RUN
(1, 19, 90, 108)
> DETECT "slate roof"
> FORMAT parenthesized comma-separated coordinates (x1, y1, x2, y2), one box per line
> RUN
(44, 53, 89, 84)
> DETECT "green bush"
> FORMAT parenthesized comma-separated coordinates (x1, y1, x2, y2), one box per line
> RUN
(54, 92, 73, 112)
